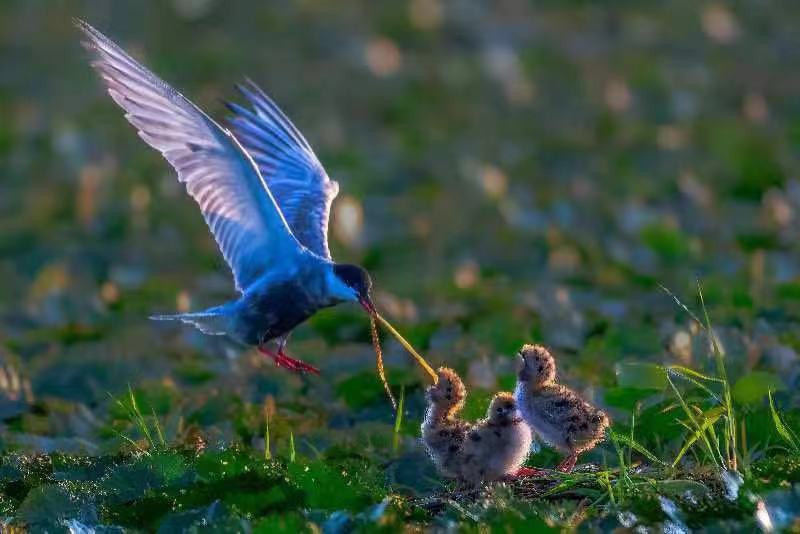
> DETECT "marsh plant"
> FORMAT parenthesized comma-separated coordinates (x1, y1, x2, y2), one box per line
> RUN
(3, 1, 800, 530)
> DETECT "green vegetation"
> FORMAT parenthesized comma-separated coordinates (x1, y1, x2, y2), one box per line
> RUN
(2, 0, 800, 530)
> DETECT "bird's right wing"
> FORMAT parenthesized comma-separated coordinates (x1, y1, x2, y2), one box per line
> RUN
(226, 81, 339, 260)
(77, 20, 303, 292)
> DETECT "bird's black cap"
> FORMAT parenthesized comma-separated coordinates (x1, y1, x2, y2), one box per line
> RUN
(333, 264, 373, 306)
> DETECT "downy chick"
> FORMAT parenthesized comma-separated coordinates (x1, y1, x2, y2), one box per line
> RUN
(514, 344, 609, 472)
(421, 367, 470, 478)
(459, 392, 533, 484)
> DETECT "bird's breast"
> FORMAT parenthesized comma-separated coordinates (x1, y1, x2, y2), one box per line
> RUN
(234, 280, 324, 344)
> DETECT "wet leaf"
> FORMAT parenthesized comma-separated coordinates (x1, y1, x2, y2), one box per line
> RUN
(615, 363, 667, 390)
(15, 484, 98, 531)
(157, 500, 249, 534)
(733, 372, 784, 405)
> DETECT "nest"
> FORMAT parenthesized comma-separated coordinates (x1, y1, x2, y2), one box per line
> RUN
(409, 464, 602, 515)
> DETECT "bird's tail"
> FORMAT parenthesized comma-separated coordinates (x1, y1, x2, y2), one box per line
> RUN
(149, 307, 229, 336)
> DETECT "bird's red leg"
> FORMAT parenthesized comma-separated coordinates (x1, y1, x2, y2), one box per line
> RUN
(257, 345, 300, 372)
(276, 338, 320, 375)
(257, 337, 319, 375)
(512, 466, 548, 478)
(556, 453, 578, 473)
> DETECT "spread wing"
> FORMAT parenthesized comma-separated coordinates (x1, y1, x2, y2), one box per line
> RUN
(225, 81, 339, 259)
(76, 20, 303, 292)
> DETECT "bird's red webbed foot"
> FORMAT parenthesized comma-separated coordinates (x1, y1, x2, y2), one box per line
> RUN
(258, 346, 320, 374)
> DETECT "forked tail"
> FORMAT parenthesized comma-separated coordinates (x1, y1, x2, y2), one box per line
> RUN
(149, 308, 228, 336)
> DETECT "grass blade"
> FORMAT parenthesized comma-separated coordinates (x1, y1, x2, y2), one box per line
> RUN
(672, 406, 724, 467)
(697, 281, 737, 471)
(393, 386, 405, 453)
(666, 365, 725, 384)
(666, 367, 723, 404)
(127, 385, 153, 448)
(151, 407, 166, 448)
(659, 283, 705, 328)
(769, 390, 800, 453)
(667, 374, 721, 468)
(264, 415, 272, 461)
(608, 429, 666, 466)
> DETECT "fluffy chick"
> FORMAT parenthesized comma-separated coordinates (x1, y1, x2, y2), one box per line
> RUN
(421, 367, 470, 479)
(458, 392, 533, 484)
(514, 344, 609, 472)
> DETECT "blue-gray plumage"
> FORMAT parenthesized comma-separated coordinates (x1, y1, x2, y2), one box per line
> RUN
(76, 20, 375, 373)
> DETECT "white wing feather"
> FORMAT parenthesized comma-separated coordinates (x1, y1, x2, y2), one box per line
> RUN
(77, 20, 303, 292)
(226, 81, 339, 259)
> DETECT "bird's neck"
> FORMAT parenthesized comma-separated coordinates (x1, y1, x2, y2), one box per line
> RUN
(515, 379, 542, 399)
(488, 416, 522, 427)
(320, 263, 355, 305)
(427, 402, 461, 422)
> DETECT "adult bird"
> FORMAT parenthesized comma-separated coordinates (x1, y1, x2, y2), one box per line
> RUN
(77, 20, 375, 374)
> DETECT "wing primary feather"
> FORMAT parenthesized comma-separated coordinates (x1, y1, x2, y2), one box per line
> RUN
(236, 82, 311, 152)
(226, 78, 339, 259)
(225, 102, 308, 167)
(76, 18, 303, 291)
(244, 78, 314, 152)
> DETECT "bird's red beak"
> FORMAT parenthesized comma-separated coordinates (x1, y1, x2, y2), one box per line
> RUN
(359, 296, 376, 315)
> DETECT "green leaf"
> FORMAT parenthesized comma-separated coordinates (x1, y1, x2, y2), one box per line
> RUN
(101, 452, 193, 503)
(733, 372, 785, 405)
(286, 460, 376, 511)
(615, 362, 667, 390)
(604, 387, 659, 410)
(769, 391, 800, 453)
(15, 484, 98, 530)
(157, 501, 248, 534)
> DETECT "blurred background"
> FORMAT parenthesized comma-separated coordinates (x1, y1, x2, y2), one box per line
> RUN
(2, 0, 800, 472)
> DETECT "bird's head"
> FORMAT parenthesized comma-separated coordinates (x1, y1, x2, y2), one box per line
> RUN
(426, 367, 466, 409)
(517, 344, 556, 387)
(488, 392, 518, 423)
(331, 263, 374, 313)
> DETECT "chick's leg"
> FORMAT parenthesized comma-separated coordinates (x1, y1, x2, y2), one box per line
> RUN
(556, 453, 578, 472)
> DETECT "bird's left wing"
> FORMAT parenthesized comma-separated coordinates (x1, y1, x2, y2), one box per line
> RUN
(76, 20, 304, 292)
(226, 81, 339, 260)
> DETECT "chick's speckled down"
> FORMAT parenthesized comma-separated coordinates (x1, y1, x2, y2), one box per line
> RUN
(421, 367, 471, 479)
(514, 345, 609, 464)
(458, 392, 533, 484)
